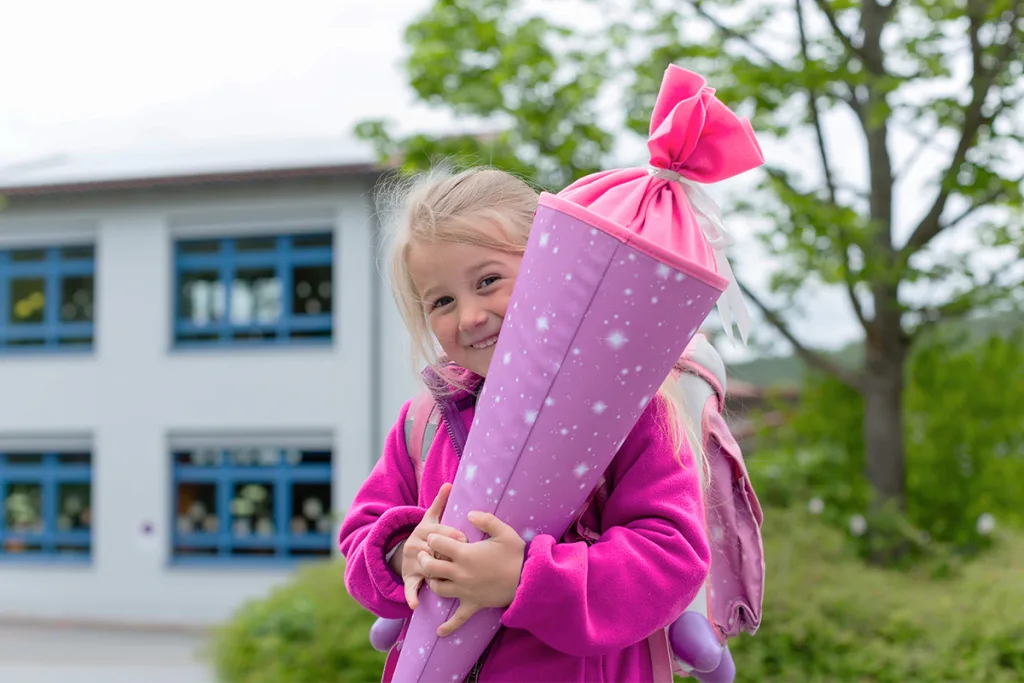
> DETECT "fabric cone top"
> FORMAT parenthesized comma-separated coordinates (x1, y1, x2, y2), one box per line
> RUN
(560, 65, 764, 343)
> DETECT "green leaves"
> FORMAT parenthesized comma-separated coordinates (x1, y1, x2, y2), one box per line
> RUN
(357, 0, 617, 189)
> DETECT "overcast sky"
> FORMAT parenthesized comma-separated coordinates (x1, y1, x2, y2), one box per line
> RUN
(0, 0, 897, 361)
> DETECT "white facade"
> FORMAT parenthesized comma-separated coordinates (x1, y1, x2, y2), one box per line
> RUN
(0, 161, 419, 626)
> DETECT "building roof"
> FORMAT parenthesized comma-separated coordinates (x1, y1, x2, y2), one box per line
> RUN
(0, 137, 383, 197)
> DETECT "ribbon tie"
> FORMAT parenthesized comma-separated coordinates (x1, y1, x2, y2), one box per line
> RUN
(648, 166, 752, 345)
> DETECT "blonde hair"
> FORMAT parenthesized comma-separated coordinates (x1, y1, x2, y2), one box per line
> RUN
(380, 164, 704, 471)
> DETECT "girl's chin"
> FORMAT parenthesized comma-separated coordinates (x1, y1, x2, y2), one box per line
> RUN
(465, 348, 495, 377)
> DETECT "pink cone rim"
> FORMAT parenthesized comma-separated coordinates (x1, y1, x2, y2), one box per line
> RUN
(538, 192, 730, 292)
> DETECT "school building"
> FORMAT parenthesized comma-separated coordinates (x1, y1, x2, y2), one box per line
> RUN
(0, 139, 418, 626)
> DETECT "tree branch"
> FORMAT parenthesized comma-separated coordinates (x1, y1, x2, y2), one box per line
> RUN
(939, 171, 1024, 232)
(686, 0, 787, 69)
(810, 0, 871, 68)
(910, 268, 1018, 335)
(796, 0, 871, 333)
(738, 280, 864, 390)
(900, 0, 1024, 258)
(685, 0, 864, 116)
(796, 0, 837, 204)
(893, 123, 946, 181)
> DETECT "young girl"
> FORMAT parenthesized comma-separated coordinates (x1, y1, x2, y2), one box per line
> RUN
(339, 166, 711, 682)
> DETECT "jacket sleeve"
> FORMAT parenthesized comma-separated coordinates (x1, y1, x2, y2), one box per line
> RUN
(500, 397, 711, 655)
(338, 401, 425, 619)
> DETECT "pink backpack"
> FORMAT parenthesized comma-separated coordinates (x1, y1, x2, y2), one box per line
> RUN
(373, 335, 764, 682)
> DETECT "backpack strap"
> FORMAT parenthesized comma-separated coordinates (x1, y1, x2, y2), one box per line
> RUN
(647, 335, 720, 680)
(403, 390, 440, 486)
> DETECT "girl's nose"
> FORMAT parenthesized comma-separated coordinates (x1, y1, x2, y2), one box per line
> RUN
(458, 303, 488, 332)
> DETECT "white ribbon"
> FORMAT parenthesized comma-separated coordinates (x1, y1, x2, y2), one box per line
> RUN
(649, 165, 752, 345)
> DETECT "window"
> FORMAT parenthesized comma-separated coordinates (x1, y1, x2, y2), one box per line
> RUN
(173, 232, 333, 346)
(171, 445, 333, 564)
(0, 245, 95, 352)
(0, 451, 93, 562)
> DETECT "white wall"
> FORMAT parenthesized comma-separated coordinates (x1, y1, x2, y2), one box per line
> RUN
(0, 180, 417, 626)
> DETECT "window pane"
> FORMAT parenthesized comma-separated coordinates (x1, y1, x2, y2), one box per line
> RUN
(57, 483, 92, 531)
(231, 483, 275, 538)
(181, 448, 224, 467)
(231, 269, 280, 324)
(57, 452, 91, 466)
(60, 275, 94, 322)
(291, 483, 332, 535)
(292, 233, 332, 249)
(5, 453, 43, 465)
(179, 272, 225, 324)
(179, 240, 220, 255)
(4, 483, 43, 532)
(291, 266, 332, 316)
(236, 237, 276, 253)
(10, 249, 45, 262)
(60, 246, 94, 260)
(9, 278, 45, 324)
(176, 483, 218, 534)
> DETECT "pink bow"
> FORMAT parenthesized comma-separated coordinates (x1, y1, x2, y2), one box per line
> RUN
(558, 65, 764, 343)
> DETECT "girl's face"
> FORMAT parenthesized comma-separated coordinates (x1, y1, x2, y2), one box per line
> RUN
(408, 240, 522, 377)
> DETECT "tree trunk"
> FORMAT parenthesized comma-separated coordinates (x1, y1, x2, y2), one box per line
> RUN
(862, 309, 907, 513)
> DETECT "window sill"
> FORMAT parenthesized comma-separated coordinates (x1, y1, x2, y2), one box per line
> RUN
(0, 347, 94, 359)
(168, 555, 330, 570)
(0, 554, 92, 567)
(170, 338, 334, 355)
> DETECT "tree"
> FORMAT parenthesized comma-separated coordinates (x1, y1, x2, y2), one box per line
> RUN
(357, 0, 1024, 517)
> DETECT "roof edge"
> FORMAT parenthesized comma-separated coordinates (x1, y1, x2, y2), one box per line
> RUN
(0, 162, 386, 198)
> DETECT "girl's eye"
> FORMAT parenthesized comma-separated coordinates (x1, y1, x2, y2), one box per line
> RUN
(431, 296, 454, 310)
(479, 276, 500, 289)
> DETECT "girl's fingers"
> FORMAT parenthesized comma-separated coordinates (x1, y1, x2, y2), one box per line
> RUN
(427, 533, 466, 562)
(424, 483, 452, 524)
(433, 524, 468, 543)
(404, 574, 424, 610)
(427, 577, 461, 599)
(438, 601, 478, 637)
(417, 550, 459, 582)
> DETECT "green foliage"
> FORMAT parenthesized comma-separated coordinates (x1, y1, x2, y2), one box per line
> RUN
(729, 506, 1024, 682)
(362, 0, 1024, 513)
(208, 511, 1024, 683)
(355, 0, 617, 190)
(905, 333, 1024, 546)
(206, 561, 386, 683)
(752, 333, 1024, 562)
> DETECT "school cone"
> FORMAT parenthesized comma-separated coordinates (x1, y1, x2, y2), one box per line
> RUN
(390, 65, 764, 683)
(392, 194, 724, 681)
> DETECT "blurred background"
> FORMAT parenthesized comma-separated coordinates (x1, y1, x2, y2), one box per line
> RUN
(0, 1, 1021, 682)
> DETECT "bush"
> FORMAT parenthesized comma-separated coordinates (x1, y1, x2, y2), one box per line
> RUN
(757, 334, 1024, 558)
(729, 506, 1024, 682)
(210, 510, 1024, 683)
(206, 560, 386, 683)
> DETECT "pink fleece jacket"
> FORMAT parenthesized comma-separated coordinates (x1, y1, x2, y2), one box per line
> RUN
(339, 392, 710, 682)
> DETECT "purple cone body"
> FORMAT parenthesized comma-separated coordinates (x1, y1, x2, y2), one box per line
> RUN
(393, 195, 726, 682)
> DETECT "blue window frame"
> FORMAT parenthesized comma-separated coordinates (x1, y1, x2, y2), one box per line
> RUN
(0, 451, 92, 563)
(0, 245, 95, 352)
(171, 446, 333, 564)
(173, 232, 333, 346)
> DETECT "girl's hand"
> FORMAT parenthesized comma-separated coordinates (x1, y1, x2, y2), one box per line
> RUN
(421, 511, 526, 637)
(396, 483, 467, 610)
